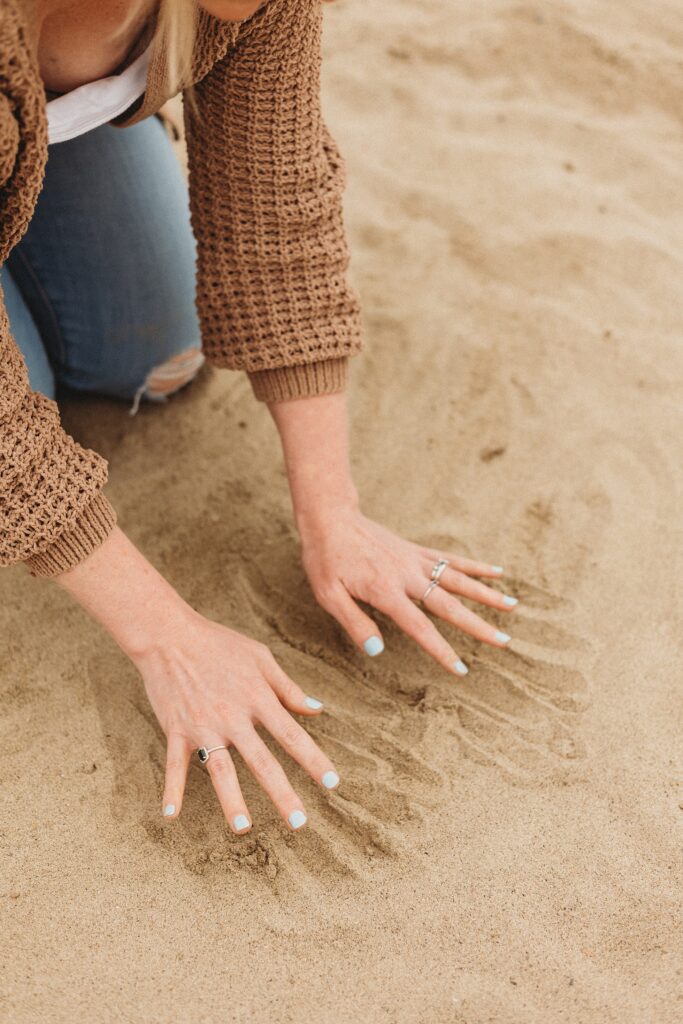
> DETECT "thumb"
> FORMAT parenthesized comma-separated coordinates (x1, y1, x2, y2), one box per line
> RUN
(318, 582, 385, 657)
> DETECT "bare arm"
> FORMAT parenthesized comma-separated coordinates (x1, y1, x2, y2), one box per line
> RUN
(268, 392, 518, 674)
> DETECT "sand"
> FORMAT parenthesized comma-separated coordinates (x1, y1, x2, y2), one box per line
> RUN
(2, 1, 682, 1021)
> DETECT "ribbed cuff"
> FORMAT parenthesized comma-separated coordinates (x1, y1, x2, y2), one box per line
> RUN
(25, 492, 118, 578)
(247, 357, 348, 402)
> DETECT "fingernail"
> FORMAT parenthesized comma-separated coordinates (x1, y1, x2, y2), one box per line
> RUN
(163, 804, 175, 817)
(502, 596, 518, 607)
(454, 659, 469, 675)
(364, 635, 384, 656)
(492, 565, 504, 574)
(495, 631, 511, 644)
(233, 814, 251, 833)
(288, 810, 307, 830)
(304, 696, 324, 710)
(321, 770, 340, 790)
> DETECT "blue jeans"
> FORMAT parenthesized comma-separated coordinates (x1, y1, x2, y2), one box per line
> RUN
(0, 115, 203, 412)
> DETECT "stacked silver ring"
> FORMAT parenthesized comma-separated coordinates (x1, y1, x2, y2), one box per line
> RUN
(421, 558, 449, 603)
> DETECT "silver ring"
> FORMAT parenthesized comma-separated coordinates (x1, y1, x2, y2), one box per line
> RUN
(196, 744, 228, 765)
(421, 579, 441, 603)
(430, 558, 449, 581)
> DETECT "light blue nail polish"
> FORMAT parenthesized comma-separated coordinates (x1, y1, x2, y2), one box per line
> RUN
(322, 770, 340, 790)
(364, 635, 384, 657)
(492, 565, 504, 574)
(496, 631, 511, 644)
(503, 596, 518, 607)
(454, 660, 468, 675)
(288, 810, 307, 830)
(163, 804, 175, 817)
(233, 814, 250, 832)
(305, 696, 324, 710)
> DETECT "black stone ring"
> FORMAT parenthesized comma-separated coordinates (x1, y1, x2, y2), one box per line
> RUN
(196, 744, 228, 765)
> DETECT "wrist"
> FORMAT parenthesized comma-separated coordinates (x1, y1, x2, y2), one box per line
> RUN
(268, 391, 360, 534)
(113, 588, 197, 664)
(293, 484, 361, 535)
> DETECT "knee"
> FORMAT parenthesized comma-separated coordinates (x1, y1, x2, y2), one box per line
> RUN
(129, 346, 205, 416)
(144, 346, 205, 399)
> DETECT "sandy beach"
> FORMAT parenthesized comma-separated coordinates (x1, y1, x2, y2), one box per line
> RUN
(2, 1, 682, 1020)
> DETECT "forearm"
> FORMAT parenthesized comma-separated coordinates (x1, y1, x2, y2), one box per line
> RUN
(54, 392, 356, 648)
(268, 391, 360, 530)
(53, 525, 193, 660)
(185, 0, 363, 398)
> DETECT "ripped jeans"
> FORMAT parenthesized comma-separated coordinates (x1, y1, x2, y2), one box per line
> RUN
(0, 114, 204, 416)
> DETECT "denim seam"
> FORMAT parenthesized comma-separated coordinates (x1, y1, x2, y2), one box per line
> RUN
(8, 246, 69, 371)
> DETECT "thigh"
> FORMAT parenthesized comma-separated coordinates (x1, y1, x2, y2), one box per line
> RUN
(0, 265, 56, 400)
(5, 115, 201, 401)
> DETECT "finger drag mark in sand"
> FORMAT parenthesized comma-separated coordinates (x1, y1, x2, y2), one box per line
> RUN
(240, 540, 594, 812)
(442, 579, 593, 784)
(86, 542, 593, 889)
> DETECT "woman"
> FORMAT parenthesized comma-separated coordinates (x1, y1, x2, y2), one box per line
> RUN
(0, 0, 517, 834)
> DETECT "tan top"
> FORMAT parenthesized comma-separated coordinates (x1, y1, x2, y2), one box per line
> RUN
(0, 0, 364, 578)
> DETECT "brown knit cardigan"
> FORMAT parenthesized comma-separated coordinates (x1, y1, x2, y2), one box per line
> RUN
(0, 0, 363, 578)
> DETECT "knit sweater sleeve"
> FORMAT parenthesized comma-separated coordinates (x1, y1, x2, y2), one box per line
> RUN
(183, 0, 364, 403)
(0, 302, 117, 578)
(0, 7, 117, 578)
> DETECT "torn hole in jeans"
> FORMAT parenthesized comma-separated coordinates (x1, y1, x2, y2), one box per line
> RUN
(129, 347, 205, 416)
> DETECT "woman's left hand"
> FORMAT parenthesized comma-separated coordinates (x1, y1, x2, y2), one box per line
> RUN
(267, 391, 517, 676)
(296, 506, 517, 677)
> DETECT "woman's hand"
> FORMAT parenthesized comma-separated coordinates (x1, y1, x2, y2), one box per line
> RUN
(55, 526, 339, 832)
(296, 506, 516, 676)
(267, 389, 517, 676)
(132, 606, 338, 831)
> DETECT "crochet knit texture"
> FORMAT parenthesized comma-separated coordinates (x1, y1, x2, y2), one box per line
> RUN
(0, 0, 364, 578)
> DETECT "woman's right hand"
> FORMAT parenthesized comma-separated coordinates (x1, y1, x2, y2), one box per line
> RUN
(54, 525, 339, 833)
(132, 606, 339, 833)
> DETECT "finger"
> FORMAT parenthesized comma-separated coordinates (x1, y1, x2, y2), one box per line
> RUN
(380, 592, 470, 676)
(427, 561, 519, 612)
(419, 546, 505, 579)
(204, 746, 252, 834)
(234, 728, 308, 831)
(421, 585, 512, 648)
(261, 653, 327, 717)
(257, 694, 340, 791)
(316, 580, 385, 657)
(162, 732, 191, 819)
